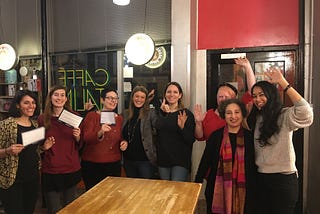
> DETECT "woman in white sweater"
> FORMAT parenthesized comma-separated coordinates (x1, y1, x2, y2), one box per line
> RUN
(247, 68, 313, 214)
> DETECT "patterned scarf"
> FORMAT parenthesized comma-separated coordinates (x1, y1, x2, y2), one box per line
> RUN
(212, 126, 246, 214)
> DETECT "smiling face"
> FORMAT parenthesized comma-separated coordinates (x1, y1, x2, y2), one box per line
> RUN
(165, 84, 182, 106)
(252, 86, 268, 110)
(217, 86, 237, 106)
(102, 91, 118, 111)
(132, 91, 147, 108)
(51, 89, 67, 108)
(224, 103, 243, 130)
(18, 95, 36, 117)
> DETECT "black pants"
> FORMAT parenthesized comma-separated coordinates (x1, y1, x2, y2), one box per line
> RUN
(257, 172, 298, 214)
(81, 160, 121, 190)
(0, 178, 39, 214)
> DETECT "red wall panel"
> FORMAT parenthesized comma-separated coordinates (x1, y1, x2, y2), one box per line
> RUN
(197, 0, 299, 49)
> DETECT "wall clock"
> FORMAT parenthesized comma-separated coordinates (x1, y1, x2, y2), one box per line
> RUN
(145, 46, 166, 69)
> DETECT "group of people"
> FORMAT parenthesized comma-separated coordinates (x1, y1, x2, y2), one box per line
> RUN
(0, 57, 314, 214)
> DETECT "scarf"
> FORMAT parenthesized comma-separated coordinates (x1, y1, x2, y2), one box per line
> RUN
(212, 126, 246, 214)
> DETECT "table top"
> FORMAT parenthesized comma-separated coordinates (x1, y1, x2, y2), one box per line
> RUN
(57, 176, 202, 214)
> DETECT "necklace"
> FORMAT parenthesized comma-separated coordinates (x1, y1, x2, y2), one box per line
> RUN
(127, 118, 140, 144)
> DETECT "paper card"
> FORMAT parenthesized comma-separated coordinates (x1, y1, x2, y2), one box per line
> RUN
(21, 127, 45, 146)
(100, 111, 116, 125)
(58, 109, 83, 128)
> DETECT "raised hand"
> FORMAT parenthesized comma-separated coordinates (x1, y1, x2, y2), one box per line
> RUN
(177, 110, 188, 129)
(160, 98, 170, 113)
(193, 104, 206, 123)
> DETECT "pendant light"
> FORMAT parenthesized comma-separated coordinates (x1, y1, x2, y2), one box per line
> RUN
(0, 43, 18, 71)
(125, 0, 155, 65)
(113, 0, 130, 6)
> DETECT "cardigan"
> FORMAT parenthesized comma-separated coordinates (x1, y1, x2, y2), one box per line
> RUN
(0, 117, 38, 189)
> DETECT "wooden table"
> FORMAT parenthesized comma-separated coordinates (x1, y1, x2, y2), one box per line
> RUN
(58, 176, 202, 214)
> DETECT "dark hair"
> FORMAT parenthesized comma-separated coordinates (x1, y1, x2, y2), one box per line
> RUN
(248, 81, 282, 146)
(218, 82, 238, 96)
(218, 98, 246, 120)
(43, 85, 72, 129)
(163, 82, 184, 109)
(100, 87, 118, 99)
(8, 90, 40, 118)
(128, 85, 149, 120)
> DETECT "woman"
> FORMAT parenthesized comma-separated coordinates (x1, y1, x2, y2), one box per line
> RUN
(156, 82, 195, 181)
(121, 86, 158, 179)
(194, 57, 255, 141)
(247, 69, 313, 214)
(38, 85, 82, 214)
(195, 99, 257, 214)
(0, 90, 41, 214)
(81, 87, 124, 190)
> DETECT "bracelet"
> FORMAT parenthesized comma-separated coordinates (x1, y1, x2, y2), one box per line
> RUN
(283, 84, 291, 93)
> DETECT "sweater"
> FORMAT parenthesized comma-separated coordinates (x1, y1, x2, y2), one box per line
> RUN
(156, 108, 195, 170)
(81, 111, 123, 163)
(38, 115, 81, 174)
(254, 98, 313, 173)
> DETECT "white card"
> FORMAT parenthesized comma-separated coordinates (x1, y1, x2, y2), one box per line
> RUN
(21, 127, 45, 146)
(58, 109, 83, 128)
(100, 111, 116, 125)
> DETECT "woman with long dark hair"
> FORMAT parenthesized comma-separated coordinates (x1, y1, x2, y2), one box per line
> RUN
(247, 68, 313, 214)
(156, 82, 195, 181)
(0, 90, 42, 214)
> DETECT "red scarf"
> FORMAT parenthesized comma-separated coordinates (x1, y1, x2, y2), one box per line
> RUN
(212, 126, 246, 214)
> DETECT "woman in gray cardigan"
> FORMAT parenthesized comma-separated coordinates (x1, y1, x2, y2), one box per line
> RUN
(121, 85, 158, 178)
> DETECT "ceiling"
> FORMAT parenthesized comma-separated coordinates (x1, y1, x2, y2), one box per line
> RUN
(0, 0, 171, 55)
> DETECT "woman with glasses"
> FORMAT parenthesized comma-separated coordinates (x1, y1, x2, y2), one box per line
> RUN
(81, 87, 124, 190)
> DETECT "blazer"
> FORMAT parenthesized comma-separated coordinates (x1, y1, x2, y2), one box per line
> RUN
(0, 117, 38, 189)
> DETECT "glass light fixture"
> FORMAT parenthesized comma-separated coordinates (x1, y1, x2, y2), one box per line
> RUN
(113, 0, 130, 6)
(125, 33, 155, 65)
(0, 43, 17, 71)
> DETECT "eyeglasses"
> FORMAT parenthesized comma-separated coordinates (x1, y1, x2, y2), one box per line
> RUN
(105, 96, 119, 101)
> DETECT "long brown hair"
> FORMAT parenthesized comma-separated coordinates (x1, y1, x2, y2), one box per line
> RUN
(43, 85, 72, 129)
(128, 85, 150, 120)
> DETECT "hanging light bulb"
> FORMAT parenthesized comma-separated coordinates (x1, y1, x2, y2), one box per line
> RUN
(0, 43, 18, 71)
(125, 33, 155, 65)
(113, 0, 130, 6)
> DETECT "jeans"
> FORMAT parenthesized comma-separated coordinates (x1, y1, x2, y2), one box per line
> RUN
(257, 172, 298, 214)
(123, 159, 154, 179)
(158, 166, 189, 181)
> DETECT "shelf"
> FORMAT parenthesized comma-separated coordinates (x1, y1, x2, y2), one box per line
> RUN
(0, 96, 14, 99)
(0, 83, 17, 86)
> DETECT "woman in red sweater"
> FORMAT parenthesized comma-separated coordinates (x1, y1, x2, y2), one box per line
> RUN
(38, 85, 81, 214)
(81, 87, 124, 190)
